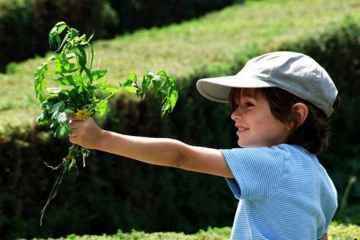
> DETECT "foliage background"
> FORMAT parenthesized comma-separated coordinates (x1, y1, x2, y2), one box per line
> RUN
(0, 0, 359, 239)
(0, 0, 242, 71)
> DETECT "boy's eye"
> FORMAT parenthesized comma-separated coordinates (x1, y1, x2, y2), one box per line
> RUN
(245, 102, 255, 108)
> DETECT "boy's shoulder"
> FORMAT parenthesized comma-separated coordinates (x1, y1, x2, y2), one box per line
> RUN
(224, 143, 314, 159)
(273, 144, 320, 167)
(222, 143, 318, 172)
(275, 143, 315, 157)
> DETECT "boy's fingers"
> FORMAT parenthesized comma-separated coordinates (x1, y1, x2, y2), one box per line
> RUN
(69, 116, 85, 124)
(68, 112, 85, 121)
(69, 121, 82, 129)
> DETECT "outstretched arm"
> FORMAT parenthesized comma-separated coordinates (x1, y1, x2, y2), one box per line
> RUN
(96, 129, 185, 168)
(69, 117, 233, 178)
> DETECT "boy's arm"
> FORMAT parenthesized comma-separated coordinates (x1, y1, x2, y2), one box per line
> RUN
(69, 117, 233, 178)
(177, 143, 234, 178)
(96, 130, 183, 167)
(96, 130, 234, 178)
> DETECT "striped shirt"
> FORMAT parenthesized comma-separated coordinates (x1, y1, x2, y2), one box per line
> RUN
(221, 144, 338, 240)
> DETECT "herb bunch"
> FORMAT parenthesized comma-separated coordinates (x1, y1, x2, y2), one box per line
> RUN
(34, 22, 178, 226)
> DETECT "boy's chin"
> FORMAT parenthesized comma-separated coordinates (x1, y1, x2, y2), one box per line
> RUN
(237, 140, 263, 148)
(237, 141, 250, 148)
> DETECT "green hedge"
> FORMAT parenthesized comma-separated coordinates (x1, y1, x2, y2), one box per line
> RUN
(0, 84, 236, 239)
(0, 0, 33, 71)
(1, 19, 360, 239)
(31, 223, 360, 239)
(0, 0, 241, 72)
(279, 17, 360, 204)
(108, 0, 243, 34)
(0, 0, 118, 72)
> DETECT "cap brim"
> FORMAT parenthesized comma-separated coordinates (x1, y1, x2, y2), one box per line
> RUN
(196, 74, 274, 103)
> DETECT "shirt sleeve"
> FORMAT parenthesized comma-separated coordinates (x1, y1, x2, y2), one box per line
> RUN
(221, 146, 286, 200)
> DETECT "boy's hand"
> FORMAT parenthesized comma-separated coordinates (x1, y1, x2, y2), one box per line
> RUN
(320, 233, 328, 240)
(69, 117, 105, 150)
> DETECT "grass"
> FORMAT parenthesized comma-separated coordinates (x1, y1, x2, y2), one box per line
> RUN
(0, 0, 359, 131)
(31, 222, 360, 240)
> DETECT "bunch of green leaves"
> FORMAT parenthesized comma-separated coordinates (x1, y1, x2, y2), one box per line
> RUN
(121, 70, 178, 117)
(35, 22, 117, 138)
(34, 21, 178, 226)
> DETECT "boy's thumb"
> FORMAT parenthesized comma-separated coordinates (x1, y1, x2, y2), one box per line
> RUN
(67, 112, 81, 123)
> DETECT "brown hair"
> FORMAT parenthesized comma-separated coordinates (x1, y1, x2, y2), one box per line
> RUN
(229, 87, 339, 155)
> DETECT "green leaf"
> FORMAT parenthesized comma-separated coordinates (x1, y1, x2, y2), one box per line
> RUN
(91, 69, 107, 81)
(34, 63, 48, 102)
(121, 79, 133, 87)
(51, 101, 65, 120)
(55, 75, 75, 86)
(120, 73, 138, 93)
(76, 48, 87, 69)
(95, 99, 109, 118)
(122, 73, 137, 87)
(123, 86, 137, 94)
(71, 73, 83, 87)
(169, 89, 179, 107)
(86, 33, 94, 44)
(161, 90, 178, 117)
(36, 112, 49, 125)
(69, 158, 76, 170)
(100, 85, 119, 96)
(49, 22, 67, 50)
(56, 124, 69, 138)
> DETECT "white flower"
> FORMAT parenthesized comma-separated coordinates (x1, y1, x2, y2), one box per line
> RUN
(58, 112, 68, 123)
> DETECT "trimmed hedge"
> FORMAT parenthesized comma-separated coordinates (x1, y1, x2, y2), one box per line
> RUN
(2, 0, 358, 129)
(277, 17, 360, 205)
(0, 82, 236, 239)
(1, 19, 360, 239)
(0, 0, 242, 72)
(0, 0, 118, 72)
(31, 223, 360, 239)
(109, 0, 243, 34)
(0, 0, 33, 71)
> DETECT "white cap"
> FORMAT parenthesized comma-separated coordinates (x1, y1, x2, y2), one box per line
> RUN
(196, 51, 338, 117)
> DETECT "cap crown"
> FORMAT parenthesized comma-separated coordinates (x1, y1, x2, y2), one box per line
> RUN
(241, 52, 338, 116)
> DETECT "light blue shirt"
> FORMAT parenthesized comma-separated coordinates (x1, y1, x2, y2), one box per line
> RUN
(221, 144, 338, 240)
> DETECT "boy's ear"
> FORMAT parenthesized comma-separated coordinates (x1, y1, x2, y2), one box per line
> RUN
(290, 103, 309, 128)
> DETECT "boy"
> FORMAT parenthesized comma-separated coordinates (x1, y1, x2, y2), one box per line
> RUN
(69, 51, 338, 239)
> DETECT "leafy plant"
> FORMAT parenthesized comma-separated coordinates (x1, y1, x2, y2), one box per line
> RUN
(34, 21, 178, 226)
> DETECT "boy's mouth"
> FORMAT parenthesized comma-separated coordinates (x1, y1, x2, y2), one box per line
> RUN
(236, 128, 248, 135)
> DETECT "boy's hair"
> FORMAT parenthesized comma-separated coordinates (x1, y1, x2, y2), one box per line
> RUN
(229, 88, 340, 155)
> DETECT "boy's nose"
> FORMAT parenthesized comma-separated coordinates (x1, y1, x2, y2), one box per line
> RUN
(230, 111, 236, 121)
(231, 109, 242, 121)
(231, 107, 247, 121)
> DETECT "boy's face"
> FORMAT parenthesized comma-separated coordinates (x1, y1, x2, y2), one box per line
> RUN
(230, 88, 290, 148)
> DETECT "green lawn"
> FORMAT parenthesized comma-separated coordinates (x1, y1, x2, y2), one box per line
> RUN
(31, 222, 360, 240)
(0, 0, 359, 131)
